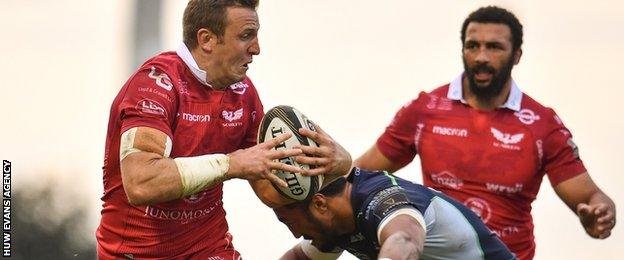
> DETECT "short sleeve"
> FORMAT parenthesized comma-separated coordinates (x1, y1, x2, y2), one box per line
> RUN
(240, 78, 264, 149)
(376, 93, 426, 166)
(118, 66, 178, 138)
(543, 109, 587, 186)
(362, 186, 421, 244)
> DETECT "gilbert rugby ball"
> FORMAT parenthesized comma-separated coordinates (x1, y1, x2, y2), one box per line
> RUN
(257, 105, 324, 201)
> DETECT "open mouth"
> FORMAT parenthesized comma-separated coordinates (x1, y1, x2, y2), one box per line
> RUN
(474, 71, 492, 82)
(242, 60, 252, 70)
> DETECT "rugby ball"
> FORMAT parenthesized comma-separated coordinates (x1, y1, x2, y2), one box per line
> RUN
(257, 105, 324, 201)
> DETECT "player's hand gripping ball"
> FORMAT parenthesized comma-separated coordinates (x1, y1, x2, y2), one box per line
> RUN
(257, 105, 324, 201)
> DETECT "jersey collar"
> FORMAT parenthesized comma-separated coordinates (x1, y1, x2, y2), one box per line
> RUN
(176, 42, 212, 88)
(447, 72, 522, 112)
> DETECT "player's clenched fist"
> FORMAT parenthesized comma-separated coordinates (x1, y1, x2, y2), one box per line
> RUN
(577, 202, 616, 239)
(227, 133, 303, 188)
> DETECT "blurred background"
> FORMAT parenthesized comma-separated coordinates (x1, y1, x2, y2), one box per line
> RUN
(1, 0, 622, 259)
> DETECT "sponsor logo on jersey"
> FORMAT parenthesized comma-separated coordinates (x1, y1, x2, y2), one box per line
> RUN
(426, 96, 438, 109)
(490, 127, 523, 150)
(426, 95, 453, 111)
(432, 125, 468, 137)
(137, 87, 174, 103)
(413, 123, 425, 147)
(368, 186, 409, 220)
(223, 108, 243, 122)
(229, 81, 249, 95)
(136, 99, 167, 117)
(486, 182, 523, 194)
(144, 200, 222, 222)
(514, 108, 540, 125)
(491, 226, 520, 238)
(464, 197, 491, 223)
(181, 113, 211, 123)
(148, 66, 173, 91)
(222, 108, 244, 127)
(183, 191, 208, 204)
(567, 138, 580, 159)
(430, 171, 463, 189)
(178, 82, 190, 96)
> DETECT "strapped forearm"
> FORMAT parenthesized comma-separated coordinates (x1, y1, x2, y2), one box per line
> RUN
(173, 154, 230, 197)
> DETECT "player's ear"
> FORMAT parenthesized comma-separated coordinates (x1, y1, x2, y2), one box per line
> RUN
(513, 48, 522, 65)
(197, 28, 218, 53)
(311, 194, 329, 213)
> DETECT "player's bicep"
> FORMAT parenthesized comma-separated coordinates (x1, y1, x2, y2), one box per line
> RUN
(377, 207, 426, 245)
(120, 126, 172, 162)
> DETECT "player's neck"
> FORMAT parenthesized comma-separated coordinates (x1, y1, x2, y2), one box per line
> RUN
(462, 77, 512, 111)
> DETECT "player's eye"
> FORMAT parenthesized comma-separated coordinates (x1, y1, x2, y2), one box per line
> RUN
(464, 42, 479, 50)
(486, 42, 504, 50)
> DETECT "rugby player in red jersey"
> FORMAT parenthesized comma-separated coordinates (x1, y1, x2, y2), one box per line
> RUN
(95, 1, 338, 258)
(355, 6, 616, 260)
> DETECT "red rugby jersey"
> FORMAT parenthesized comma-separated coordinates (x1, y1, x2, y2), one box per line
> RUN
(377, 74, 586, 260)
(97, 44, 264, 259)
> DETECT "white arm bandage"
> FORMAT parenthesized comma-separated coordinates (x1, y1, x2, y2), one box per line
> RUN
(120, 127, 229, 197)
(377, 207, 426, 242)
(173, 154, 230, 197)
(120, 127, 173, 160)
(299, 239, 343, 260)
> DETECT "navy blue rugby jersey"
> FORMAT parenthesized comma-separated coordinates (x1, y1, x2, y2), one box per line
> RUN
(326, 168, 516, 260)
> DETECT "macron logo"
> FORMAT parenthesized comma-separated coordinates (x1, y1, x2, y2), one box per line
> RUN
(432, 126, 468, 137)
(182, 113, 210, 123)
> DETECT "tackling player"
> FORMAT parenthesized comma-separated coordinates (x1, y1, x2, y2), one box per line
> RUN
(276, 168, 516, 260)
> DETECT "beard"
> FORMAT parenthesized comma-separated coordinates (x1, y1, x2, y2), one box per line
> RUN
(463, 54, 514, 103)
(304, 210, 342, 244)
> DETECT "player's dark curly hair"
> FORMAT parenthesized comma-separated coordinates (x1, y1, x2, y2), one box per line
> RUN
(461, 6, 524, 51)
(183, 0, 259, 49)
(317, 177, 348, 197)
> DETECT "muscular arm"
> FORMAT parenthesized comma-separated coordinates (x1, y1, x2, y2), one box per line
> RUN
(554, 172, 616, 239)
(120, 127, 182, 205)
(121, 126, 303, 206)
(354, 144, 406, 173)
(378, 213, 426, 259)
